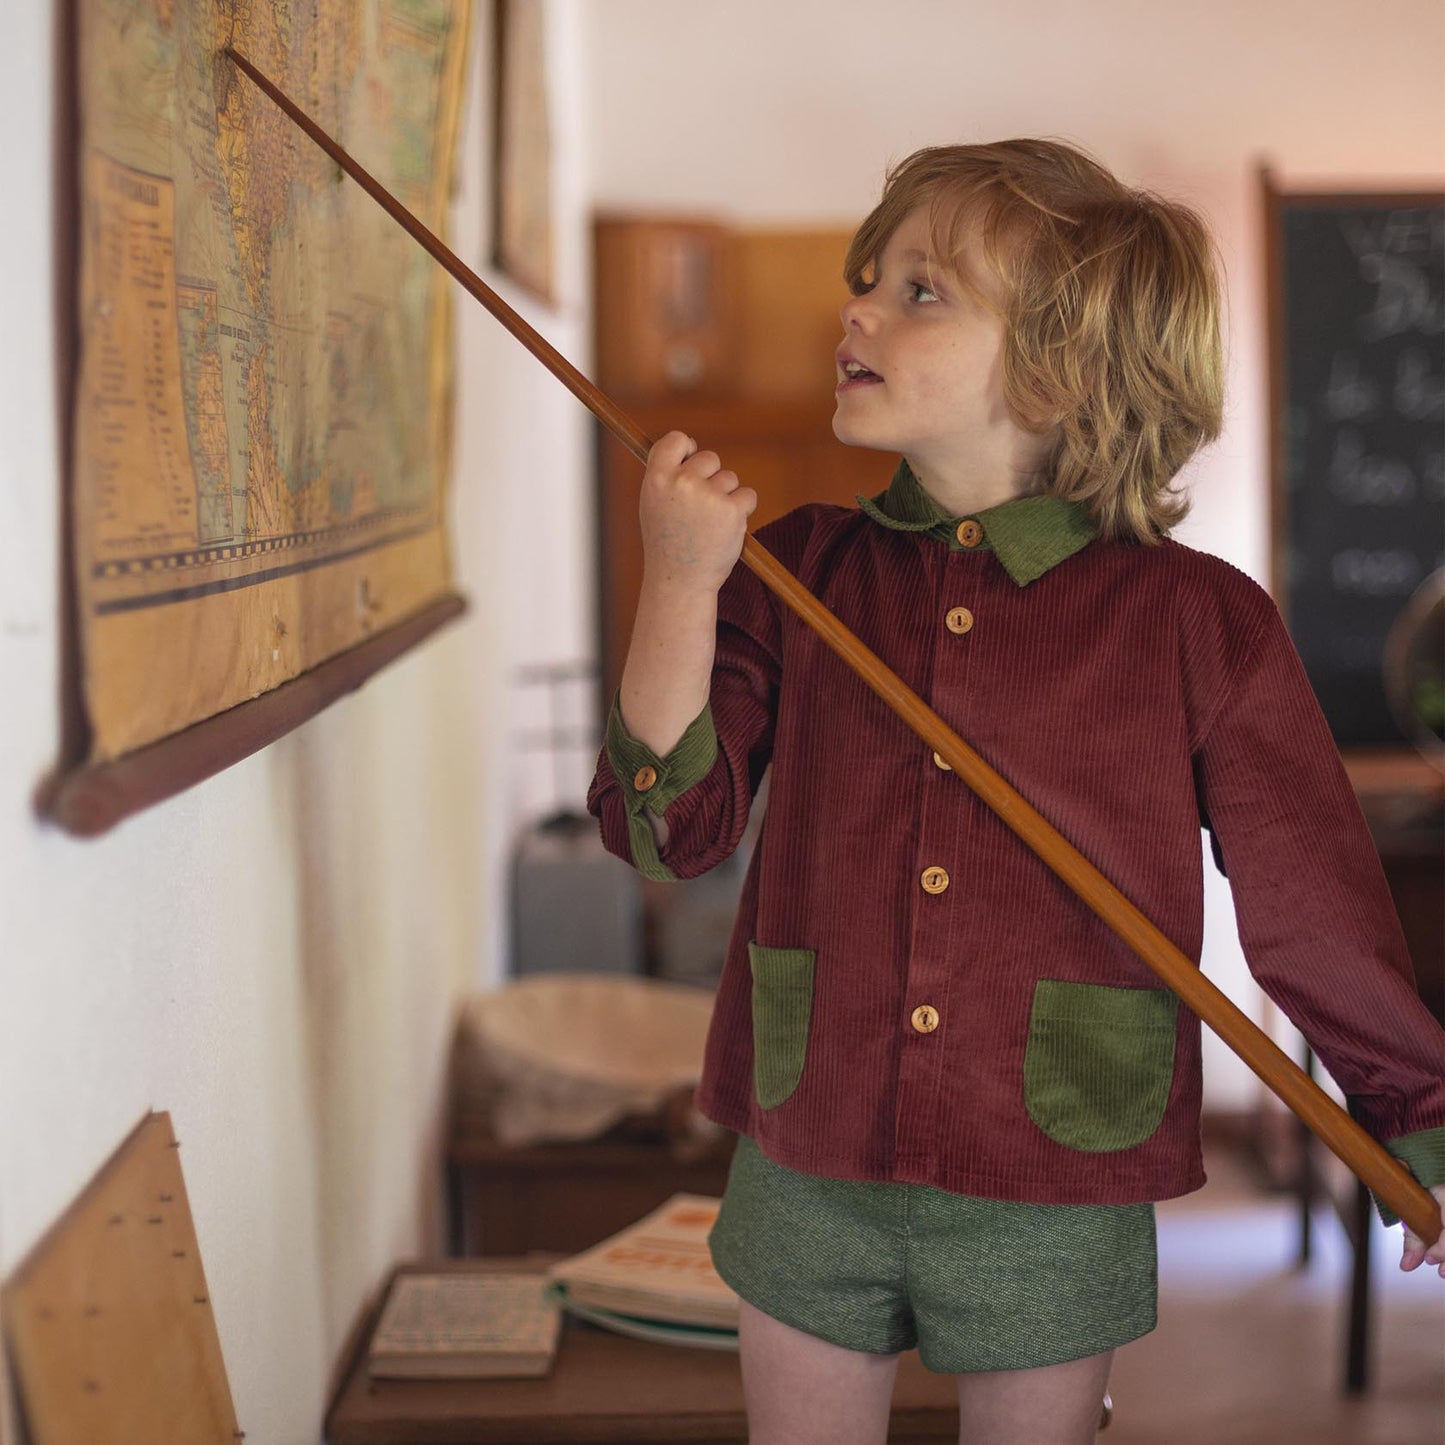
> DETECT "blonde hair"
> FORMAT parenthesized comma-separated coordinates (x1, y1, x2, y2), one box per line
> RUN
(845, 140, 1224, 542)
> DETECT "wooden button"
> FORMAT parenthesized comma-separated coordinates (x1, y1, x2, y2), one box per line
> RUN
(932, 751, 953, 771)
(955, 519, 984, 547)
(945, 606, 974, 635)
(911, 1004, 940, 1034)
(633, 765, 658, 792)
(920, 866, 950, 895)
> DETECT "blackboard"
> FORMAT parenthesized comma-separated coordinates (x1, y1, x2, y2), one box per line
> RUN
(1264, 177, 1444, 750)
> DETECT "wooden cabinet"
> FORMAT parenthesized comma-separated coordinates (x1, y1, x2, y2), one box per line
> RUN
(593, 217, 736, 395)
(592, 216, 892, 698)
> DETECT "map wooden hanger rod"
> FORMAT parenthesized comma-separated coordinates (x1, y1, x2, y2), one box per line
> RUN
(222, 46, 1438, 1242)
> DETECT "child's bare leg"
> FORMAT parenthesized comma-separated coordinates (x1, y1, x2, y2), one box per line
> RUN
(738, 1298, 901, 1445)
(954, 1350, 1114, 1445)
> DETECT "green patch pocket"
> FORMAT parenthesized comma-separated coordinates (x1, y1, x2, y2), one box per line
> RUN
(1023, 980, 1178, 1152)
(749, 942, 817, 1110)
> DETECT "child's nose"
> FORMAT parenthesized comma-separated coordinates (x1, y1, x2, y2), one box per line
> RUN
(840, 292, 873, 329)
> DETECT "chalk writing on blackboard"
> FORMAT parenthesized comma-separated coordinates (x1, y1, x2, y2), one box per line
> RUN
(1269, 187, 1444, 749)
(1395, 349, 1444, 421)
(1330, 549, 1424, 597)
(1329, 431, 1417, 506)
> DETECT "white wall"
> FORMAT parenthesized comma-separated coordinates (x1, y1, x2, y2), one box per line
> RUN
(586, 0, 1445, 1107)
(455, 0, 597, 1011)
(0, 3, 592, 1441)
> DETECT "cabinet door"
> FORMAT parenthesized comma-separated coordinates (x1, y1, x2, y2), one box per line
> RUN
(594, 217, 736, 396)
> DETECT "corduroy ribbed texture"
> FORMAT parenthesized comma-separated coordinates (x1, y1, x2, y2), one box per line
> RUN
(587, 491, 1445, 1206)
(1023, 980, 1178, 1152)
(748, 943, 817, 1109)
(855, 461, 1097, 583)
(1379, 1130, 1445, 1226)
(603, 698, 718, 881)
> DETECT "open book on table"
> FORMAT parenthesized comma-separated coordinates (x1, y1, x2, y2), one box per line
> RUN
(546, 1193, 740, 1343)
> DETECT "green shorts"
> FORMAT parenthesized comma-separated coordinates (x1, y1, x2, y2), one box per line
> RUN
(708, 1135, 1157, 1374)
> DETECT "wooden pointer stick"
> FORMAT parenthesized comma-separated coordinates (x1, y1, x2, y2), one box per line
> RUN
(223, 47, 1439, 1243)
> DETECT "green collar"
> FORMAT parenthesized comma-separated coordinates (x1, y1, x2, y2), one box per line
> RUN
(856, 460, 1097, 586)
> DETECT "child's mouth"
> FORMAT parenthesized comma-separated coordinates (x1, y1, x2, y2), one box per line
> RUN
(838, 360, 882, 389)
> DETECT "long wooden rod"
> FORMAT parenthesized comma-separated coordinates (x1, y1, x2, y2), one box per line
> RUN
(223, 48, 1438, 1242)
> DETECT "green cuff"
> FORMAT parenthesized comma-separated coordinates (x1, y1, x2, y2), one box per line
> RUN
(1372, 1125, 1445, 1228)
(604, 696, 718, 882)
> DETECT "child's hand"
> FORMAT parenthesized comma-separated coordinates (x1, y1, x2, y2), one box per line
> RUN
(639, 431, 757, 596)
(1400, 1185, 1445, 1278)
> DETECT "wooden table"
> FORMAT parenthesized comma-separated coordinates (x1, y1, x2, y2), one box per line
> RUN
(325, 1260, 959, 1444)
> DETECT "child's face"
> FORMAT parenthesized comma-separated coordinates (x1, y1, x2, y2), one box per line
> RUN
(833, 206, 1032, 486)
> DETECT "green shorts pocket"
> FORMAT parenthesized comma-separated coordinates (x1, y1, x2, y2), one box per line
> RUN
(749, 942, 817, 1110)
(1023, 980, 1178, 1152)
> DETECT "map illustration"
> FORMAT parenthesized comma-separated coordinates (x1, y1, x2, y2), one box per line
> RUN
(76, 0, 470, 759)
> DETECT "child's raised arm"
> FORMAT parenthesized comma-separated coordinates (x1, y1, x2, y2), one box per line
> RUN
(618, 431, 757, 757)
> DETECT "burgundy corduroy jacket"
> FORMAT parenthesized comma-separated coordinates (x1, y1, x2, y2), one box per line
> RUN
(589, 485, 1445, 1206)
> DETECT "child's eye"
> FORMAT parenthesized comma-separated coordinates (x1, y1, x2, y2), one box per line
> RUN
(908, 280, 940, 304)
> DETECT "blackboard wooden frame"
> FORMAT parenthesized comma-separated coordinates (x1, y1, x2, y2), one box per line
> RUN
(1260, 165, 1444, 753)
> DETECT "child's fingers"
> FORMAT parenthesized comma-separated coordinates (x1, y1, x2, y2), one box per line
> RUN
(677, 454, 755, 520)
(636, 433, 751, 590)
(698, 468, 757, 520)
(1425, 1231, 1445, 1274)
(650, 436, 746, 507)
(1428, 1186, 1445, 1270)
(705, 466, 741, 495)
(679, 449, 724, 483)
(1399, 1186, 1445, 1275)
(1400, 1230, 1425, 1271)
(646, 430, 697, 472)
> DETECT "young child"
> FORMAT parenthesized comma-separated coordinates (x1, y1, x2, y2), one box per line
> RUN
(587, 140, 1445, 1445)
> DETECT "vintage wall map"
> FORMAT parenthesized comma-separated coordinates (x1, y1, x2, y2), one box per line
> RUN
(76, 0, 470, 760)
